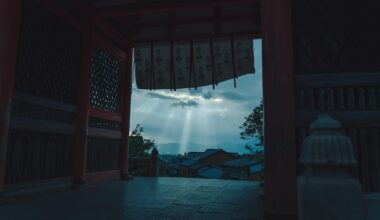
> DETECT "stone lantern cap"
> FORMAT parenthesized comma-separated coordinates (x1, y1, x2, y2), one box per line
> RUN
(299, 114, 357, 168)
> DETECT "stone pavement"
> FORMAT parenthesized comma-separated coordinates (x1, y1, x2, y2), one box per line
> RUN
(0, 177, 264, 220)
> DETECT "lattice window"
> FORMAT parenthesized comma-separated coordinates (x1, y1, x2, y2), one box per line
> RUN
(90, 49, 122, 112)
(88, 117, 121, 130)
(15, 1, 81, 104)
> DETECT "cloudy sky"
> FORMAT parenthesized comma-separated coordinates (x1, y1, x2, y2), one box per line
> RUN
(130, 40, 262, 155)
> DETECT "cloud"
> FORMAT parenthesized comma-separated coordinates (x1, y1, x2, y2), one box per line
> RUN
(189, 88, 203, 95)
(219, 91, 251, 101)
(202, 91, 214, 100)
(171, 100, 199, 108)
(147, 92, 178, 101)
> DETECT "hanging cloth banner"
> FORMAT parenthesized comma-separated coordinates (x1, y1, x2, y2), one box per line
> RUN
(134, 36, 254, 90)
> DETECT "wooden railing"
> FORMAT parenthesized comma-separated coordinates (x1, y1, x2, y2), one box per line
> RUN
(295, 72, 380, 192)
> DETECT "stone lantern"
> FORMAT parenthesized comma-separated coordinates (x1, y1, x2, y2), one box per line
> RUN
(298, 114, 363, 220)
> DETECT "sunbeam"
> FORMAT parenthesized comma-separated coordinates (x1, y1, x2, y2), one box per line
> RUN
(179, 109, 193, 154)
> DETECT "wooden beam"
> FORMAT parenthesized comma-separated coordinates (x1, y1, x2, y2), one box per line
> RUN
(88, 127, 122, 139)
(133, 31, 261, 45)
(94, 34, 127, 60)
(262, 0, 297, 218)
(296, 111, 380, 128)
(34, 0, 84, 31)
(0, 0, 22, 195)
(10, 117, 76, 134)
(95, 18, 128, 48)
(72, 17, 94, 187)
(119, 46, 133, 180)
(93, 0, 260, 17)
(296, 72, 380, 88)
(136, 12, 260, 28)
(13, 92, 78, 113)
(64, 1, 128, 48)
(89, 108, 122, 123)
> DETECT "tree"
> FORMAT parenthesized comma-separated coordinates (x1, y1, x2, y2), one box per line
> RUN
(240, 99, 264, 147)
(129, 124, 157, 157)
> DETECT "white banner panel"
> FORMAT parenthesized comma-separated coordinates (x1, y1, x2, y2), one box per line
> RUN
(192, 39, 213, 88)
(174, 41, 191, 89)
(234, 36, 255, 76)
(134, 45, 152, 89)
(213, 37, 234, 83)
(153, 43, 171, 89)
(135, 36, 254, 90)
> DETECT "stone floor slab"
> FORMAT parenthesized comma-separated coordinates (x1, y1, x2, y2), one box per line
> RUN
(1, 177, 263, 220)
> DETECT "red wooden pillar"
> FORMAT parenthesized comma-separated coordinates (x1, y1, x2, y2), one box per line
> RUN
(262, 0, 297, 219)
(72, 18, 94, 186)
(0, 0, 22, 195)
(119, 45, 133, 180)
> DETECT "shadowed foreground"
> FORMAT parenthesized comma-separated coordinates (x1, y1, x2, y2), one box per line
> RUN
(1, 177, 264, 220)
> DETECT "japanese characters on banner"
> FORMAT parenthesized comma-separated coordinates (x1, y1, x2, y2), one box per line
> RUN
(134, 36, 254, 90)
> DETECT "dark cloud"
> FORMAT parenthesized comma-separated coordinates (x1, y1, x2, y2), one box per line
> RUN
(189, 88, 203, 95)
(202, 91, 214, 100)
(171, 100, 199, 108)
(219, 91, 251, 101)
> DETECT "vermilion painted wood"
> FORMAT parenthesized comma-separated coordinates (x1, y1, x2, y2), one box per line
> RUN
(88, 127, 122, 139)
(85, 170, 119, 183)
(93, 0, 260, 17)
(72, 17, 94, 186)
(36, 0, 128, 52)
(35, 0, 84, 31)
(137, 12, 260, 28)
(64, 1, 128, 48)
(95, 18, 128, 48)
(119, 46, 133, 179)
(262, 0, 297, 218)
(89, 108, 123, 123)
(94, 34, 127, 60)
(0, 0, 22, 195)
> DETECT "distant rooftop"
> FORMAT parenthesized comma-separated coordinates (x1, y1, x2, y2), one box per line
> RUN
(223, 158, 259, 168)
(181, 149, 224, 168)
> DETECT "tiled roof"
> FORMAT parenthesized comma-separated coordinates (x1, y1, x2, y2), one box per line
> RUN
(198, 167, 223, 179)
(223, 158, 259, 168)
(250, 164, 263, 174)
(180, 149, 224, 168)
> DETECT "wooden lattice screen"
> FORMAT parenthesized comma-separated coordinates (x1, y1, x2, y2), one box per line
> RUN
(86, 48, 124, 173)
(90, 49, 122, 112)
(6, 1, 81, 184)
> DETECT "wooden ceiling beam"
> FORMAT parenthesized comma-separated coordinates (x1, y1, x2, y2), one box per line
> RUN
(93, 0, 260, 18)
(132, 31, 261, 45)
(133, 12, 260, 28)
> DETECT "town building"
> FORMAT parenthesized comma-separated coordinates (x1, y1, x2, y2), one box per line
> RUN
(177, 149, 237, 178)
(222, 157, 263, 180)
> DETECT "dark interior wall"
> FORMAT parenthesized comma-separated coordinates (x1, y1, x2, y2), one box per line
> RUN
(5, 0, 126, 185)
(15, 1, 82, 104)
(292, 0, 380, 192)
(293, 0, 380, 74)
(5, 1, 82, 184)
